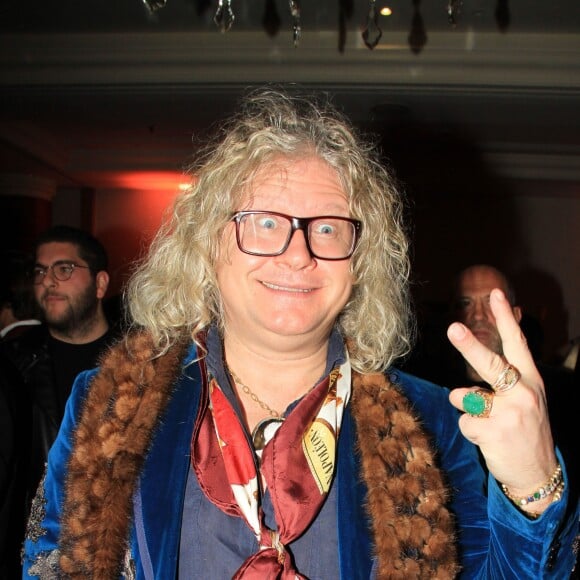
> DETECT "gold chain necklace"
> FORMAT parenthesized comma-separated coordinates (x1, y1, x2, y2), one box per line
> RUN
(227, 366, 281, 418)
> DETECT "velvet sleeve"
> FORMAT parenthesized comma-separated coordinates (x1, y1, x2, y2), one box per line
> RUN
(395, 371, 579, 579)
(21, 369, 97, 579)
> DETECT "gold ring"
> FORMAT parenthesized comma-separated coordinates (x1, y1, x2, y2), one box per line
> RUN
(491, 364, 521, 393)
(462, 389, 494, 418)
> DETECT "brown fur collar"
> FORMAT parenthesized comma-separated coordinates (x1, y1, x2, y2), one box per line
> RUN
(58, 332, 188, 578)
(351, 372, 459, 578)
(58, 332, 458, 578)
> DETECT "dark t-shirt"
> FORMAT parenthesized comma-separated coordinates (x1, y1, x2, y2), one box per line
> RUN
(47, 330, 114, 416)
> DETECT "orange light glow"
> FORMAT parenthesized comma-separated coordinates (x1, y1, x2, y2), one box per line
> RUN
(110, 171, 191, 192)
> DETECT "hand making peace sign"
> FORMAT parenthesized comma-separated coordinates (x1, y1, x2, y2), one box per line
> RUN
(447, 288, 560, 516)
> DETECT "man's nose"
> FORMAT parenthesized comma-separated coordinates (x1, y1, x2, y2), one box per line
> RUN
(42, 268, 58, 287)
(278, 229, 314, 266)
(472, 300, 488, 319)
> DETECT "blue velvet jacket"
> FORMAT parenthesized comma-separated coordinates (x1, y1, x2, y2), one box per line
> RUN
(23, 342, 579, 579)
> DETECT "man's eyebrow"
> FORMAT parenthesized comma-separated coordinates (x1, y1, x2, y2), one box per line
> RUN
(35, 259, 76, 267)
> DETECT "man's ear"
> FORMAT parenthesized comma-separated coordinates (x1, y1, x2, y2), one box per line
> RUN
(513, 305, 523, 324)
(95, 271, 110, 300)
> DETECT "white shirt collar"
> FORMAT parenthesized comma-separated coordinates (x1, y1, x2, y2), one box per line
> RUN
(0, 319, 42, 338)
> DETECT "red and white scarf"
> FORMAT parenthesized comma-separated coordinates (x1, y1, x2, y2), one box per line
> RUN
(191, 361, 351, 578)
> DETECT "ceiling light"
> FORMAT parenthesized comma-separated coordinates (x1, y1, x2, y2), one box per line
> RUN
(142, 0, 166, 14)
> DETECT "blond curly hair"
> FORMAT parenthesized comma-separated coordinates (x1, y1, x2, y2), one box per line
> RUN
(126, 88, 412, 373)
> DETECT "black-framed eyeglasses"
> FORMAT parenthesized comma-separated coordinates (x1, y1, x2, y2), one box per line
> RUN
(231, 211, 362, 261)
(32, 261, 90, 285)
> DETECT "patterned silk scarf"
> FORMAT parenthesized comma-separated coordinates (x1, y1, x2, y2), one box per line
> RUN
(191, 360, 351, 579)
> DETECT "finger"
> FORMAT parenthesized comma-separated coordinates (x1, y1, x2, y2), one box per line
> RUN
(449, 388, 495, 445)
(449, 386, 469, 412)
(447, 322, 507, 388)
(488, 289, 536, 376)
(462, 388, 494, 418)
(449, 386, 497, 415)
(449, 386, 482, 411)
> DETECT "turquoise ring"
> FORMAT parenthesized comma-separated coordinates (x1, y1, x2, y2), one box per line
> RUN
(462, 389, 494, 418)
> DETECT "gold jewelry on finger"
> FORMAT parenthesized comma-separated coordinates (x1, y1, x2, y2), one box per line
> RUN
(491, 363, 521, 393)
(462, 388, 494, 418)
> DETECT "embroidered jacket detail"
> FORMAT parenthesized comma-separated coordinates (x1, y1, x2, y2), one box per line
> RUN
(123, 549, 136, 580)
(28, 549, 61, 578)
(26, 469, 48, 543)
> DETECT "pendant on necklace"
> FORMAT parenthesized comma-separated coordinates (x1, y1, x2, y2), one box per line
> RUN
(251, 417, 285, 458)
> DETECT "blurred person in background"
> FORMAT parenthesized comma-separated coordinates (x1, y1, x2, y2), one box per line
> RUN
(0, 226, 117, 576)
(0, 252, 40, 575)
(0, 251, 41, 340)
